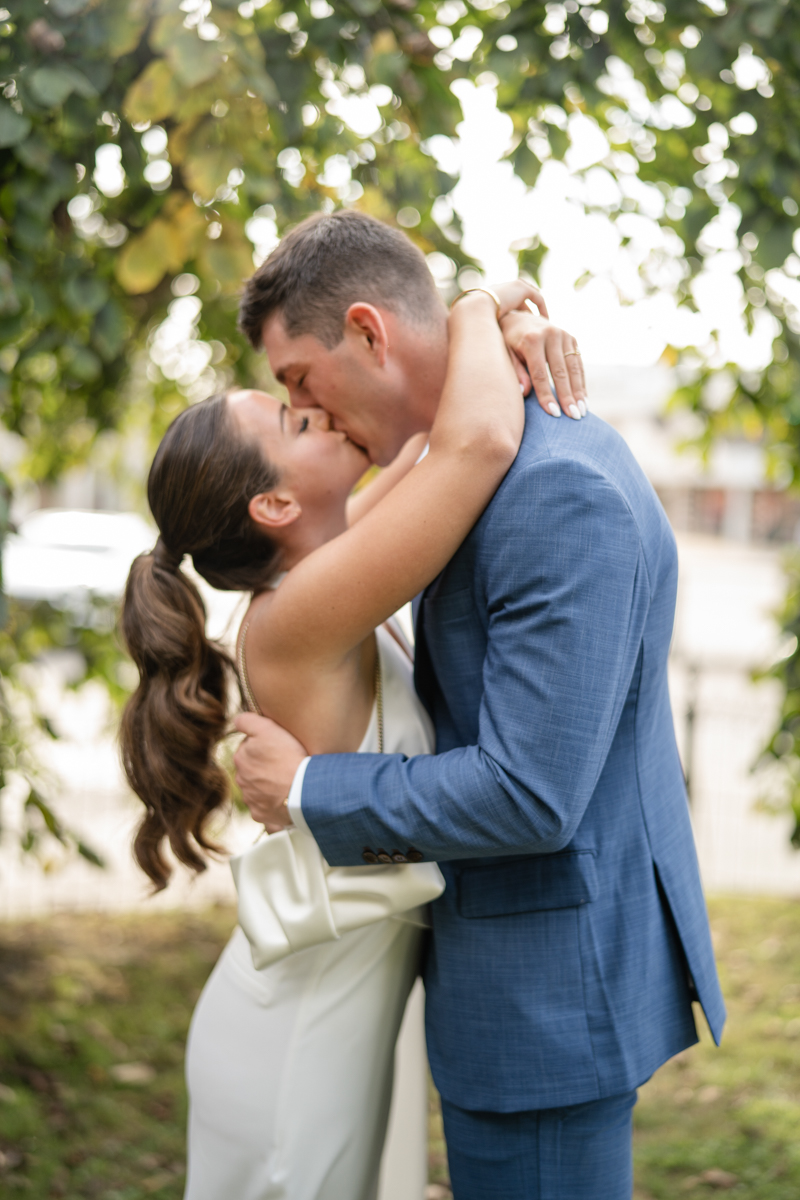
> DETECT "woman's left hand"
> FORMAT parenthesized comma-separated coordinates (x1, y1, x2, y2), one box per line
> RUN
(488, 282, 587, 421)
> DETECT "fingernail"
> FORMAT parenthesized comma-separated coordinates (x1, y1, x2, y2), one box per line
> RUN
(547, 402, 561, 418)
(520, 382, 526, 393)
(578, 400, 587, 417)
(569, 405, 581, 420)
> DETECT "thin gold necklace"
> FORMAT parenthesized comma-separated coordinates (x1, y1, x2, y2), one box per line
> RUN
(237, 624, 384, 754)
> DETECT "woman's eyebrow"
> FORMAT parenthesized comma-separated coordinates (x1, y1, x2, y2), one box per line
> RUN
(279, 404, 286, 434)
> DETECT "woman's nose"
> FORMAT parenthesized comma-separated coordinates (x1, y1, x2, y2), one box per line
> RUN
(296, 406, 332, 431)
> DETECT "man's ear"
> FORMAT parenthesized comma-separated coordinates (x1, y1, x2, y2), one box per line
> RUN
(248, 490, 302, 533)
(344, 303, 389, 367)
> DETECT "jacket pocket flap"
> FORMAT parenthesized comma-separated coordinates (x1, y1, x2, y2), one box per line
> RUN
(457, 850, 598, 919)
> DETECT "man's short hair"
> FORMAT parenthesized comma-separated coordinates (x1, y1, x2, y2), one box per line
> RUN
(238, 209, 443, 350)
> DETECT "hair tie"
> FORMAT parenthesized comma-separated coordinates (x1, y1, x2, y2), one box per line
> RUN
(152, 536, 184, 573)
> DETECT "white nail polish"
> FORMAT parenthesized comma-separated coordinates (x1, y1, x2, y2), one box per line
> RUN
(569, 405, 581, 420)
(520, 382, 526, 393)
(578, 400, 587, 417)
(547, 402, 560, 418)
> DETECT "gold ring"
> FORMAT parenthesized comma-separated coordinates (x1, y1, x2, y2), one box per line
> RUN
(564, 350, 581, 357)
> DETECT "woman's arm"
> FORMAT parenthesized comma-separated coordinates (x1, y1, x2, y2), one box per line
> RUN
(255, 291, 522, 667)
(345, 433, 429, 526)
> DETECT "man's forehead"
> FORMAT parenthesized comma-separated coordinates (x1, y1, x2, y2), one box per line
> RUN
(261, 314, 327, 379)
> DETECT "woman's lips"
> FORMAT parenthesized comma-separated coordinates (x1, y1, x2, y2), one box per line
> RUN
(344, 434, 369, 457)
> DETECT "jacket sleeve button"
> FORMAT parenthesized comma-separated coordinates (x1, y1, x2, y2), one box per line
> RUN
(391, 852, 408, 863)
(407, 848, 423, 863)
(377, 850, 393, 863)
(362, 849, 378, 864)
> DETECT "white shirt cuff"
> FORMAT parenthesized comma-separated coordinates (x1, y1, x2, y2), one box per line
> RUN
(286, 757, 312, 833)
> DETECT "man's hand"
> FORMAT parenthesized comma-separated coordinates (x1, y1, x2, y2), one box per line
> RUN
(233, 713, 308, 833)
(492, 282, 587, 421)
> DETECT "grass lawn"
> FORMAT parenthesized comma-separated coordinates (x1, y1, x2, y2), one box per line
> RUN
(633, 896, 800, 1200)
(0, 896, 798, 1198)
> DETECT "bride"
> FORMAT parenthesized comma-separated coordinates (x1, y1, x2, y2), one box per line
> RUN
(120, 283, 545, 1200)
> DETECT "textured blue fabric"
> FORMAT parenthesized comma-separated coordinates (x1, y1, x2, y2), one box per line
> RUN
(302, 401, 726, 1111)
(442, 1090, 637, 1200)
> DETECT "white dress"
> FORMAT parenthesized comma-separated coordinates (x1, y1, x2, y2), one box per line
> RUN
(184, 625, 439, 1200)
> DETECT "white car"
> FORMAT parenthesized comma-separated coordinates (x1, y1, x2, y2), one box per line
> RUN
(3, 509, 156, 602)
(3, 508, 247, 642)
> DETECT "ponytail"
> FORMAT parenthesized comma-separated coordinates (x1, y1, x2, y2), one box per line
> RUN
(119, 392, 281, 889)
(120, 550, 235, 890)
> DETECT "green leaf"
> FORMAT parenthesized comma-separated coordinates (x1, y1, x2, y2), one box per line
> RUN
(548, 126, 569, 160)
(115, 221, 174, 294)
(92, 301, 127, 362)
(199, 227, 255, 292)
(123, 59, 182, 125)
(512, 141, 542, 188)
(0, 102, 31, 148)
(28, 66, 98, 108)
(0, 259, 20, 317)
(50, 0, 92, 14)
(758, 222, 795, 271)
(14, 134, 54, 174)
(76, 840, 105, 867)
(748, 5, 784, 38)
(63, 345, 102, 382)
(26, 791, 68, 844)
(62, 275, 109, 316)
(182, 147, 242, 201)
(166, 33, 225, 88)
(14, 213, 49, 251)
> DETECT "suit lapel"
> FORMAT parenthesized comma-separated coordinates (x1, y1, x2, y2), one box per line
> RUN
(412, 587, 436, 718)
(411, 590, 424, 634)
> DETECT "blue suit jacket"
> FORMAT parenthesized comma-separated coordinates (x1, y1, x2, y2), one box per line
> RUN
(302, 401, 725, 1112)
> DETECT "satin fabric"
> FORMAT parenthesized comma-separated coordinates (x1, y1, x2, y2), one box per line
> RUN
(232, 826, 443, 970)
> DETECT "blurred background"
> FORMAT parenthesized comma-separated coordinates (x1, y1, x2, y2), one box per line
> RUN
(1, 2, 800, 1198)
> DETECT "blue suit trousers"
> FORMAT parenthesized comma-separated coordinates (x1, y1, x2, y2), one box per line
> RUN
(442, 1090, 637, 1200)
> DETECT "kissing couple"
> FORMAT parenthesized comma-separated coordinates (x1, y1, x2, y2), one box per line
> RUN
(121, 210, 725, 1200)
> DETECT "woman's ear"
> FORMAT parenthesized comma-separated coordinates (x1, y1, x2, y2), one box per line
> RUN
(248, 490, 302, 532)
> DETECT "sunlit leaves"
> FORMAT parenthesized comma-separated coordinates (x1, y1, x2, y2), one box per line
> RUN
(0, 0, 463, 485)
(122, 60, 183, 125)
(115, 195, 207, 294)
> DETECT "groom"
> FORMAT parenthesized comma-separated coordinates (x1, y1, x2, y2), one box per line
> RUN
(234, 210, 725, 1198)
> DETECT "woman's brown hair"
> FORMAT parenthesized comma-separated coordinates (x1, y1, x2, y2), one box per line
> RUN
(120, 392, 280, 890)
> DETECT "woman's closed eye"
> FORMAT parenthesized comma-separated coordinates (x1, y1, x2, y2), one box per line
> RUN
(298, 416, 309, 434)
